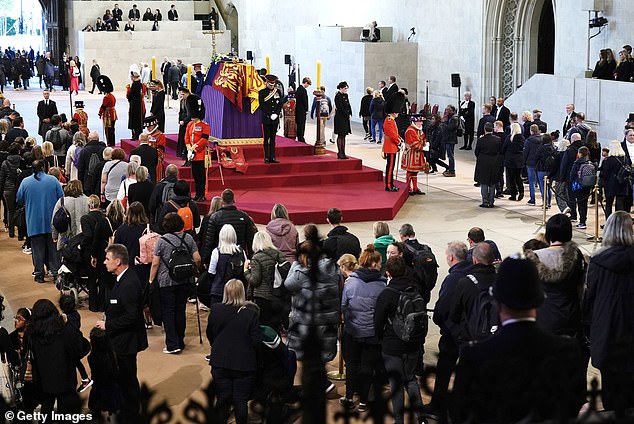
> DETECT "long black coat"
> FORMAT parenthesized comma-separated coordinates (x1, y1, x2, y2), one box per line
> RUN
(295, 84, 309, 116)
(474, 133, 501, 185)
(37, 99, 58, 137)
(150, 90, 166, 131)
(31, 325, 84, 394)
(127, 80, 144, 132)
(334, 91, 352, 135)
(105, 268, 149, 355)
(502, 134, 525, 168)
(600, 156, 630, 197)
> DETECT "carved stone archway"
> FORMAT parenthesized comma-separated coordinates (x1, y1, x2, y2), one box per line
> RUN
(482, 0, 556, 101)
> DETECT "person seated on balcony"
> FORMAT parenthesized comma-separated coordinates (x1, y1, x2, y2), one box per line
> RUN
(592, 49, 617, 80)
(142, 8, 153, 21)
(82, 24, 94, 32)
(168, 5, 178, 21)
(153, 9, 162, 22)
(104, 11, 119, 31)
(124, 20, 135, 32)
(614, 50, 633, 82)
(95, 18, 107, 32)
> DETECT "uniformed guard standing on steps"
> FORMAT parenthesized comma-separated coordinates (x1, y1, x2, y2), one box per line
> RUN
(258, 74, 287, 163)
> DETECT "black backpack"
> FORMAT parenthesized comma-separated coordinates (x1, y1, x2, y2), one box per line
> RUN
(161, 234, 195, 282)
(222, 248, 245, 283)
(161, 181, 176, 205)
(52, 197, 71, 233)
(87, 152, 101, 178)
(465, 274, 500, 343)
(616, 161, 634, 185)
(404, 242, 439, 295)
(540, 145, 558, 176)
(50, 128, 63, 150)
(387, 286, 428, 342)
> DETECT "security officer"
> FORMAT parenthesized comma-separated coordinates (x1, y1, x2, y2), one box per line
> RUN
(258, 74, 286, 163)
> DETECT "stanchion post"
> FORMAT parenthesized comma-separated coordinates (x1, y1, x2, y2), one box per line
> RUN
(542, 176, 548, 224)
(588, 182, 602, 243)
(327, 322, 346, 381)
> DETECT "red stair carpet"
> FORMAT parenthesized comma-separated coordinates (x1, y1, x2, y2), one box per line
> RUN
(121, 135, 408, 224)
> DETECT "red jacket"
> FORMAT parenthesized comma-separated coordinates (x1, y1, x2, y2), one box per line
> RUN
(185, 120, 210, 161)
(382, 116, 400, 154)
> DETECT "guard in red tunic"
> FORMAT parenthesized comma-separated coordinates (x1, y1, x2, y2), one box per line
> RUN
(401, 114, 428, 195)
(143, 115, 166, 181)
(97, 75, 118, 146)
(185, 95, 210, 201)
(383, 92, 405, 192)
(73, 100, 90, 137)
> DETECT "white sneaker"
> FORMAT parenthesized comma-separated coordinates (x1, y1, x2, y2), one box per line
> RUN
(562, 206, 571, 215)
(22, 247, 32, 254)
(162, 347, 182, 354)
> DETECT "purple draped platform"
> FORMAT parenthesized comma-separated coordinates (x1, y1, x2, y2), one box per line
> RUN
(201, 85, 263, 143)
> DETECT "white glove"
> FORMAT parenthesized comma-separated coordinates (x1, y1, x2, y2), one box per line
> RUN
(270, 113, 278, 121)
(187, 150, 194, 161)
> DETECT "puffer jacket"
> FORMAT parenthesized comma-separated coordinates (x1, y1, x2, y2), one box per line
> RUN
(341, 267, 386, 339)
(526, 242, 586, 337)
(0, 154, 20, 193)
(51, 195, 89, 250)
(245, 247, 285, 301)
(266, 218, 298, 262)
(284, 256, 340, 362)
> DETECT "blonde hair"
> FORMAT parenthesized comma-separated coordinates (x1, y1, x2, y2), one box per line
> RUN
(73, 132, 86, 146)
(365, 87, 374, 95)
(126, 161, 139, 177)
(106, 199, 125, 227)
(135, 165, 148, 182)
(223, 279, 246, 306)
(521, 111, 533, 121)
(41, 141, 54, 157)
(373, 91, 384, 99)
(271, 203, 289, 220)
(338, 253, 359, 274)
(208, 196, 221, 216)
(103, 147, 113, 160)
(252, 231, 275, 253)
(25, 136, 37, 147)
(608, 140, 626, 157)
(88, 195, 101, 209)
(510, 122, 522, 138)
(373, 221, 390, 238)
(218, 224, 240, 255)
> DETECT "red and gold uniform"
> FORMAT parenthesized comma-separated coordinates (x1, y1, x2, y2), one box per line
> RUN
(73, 108, 89, 137)
(401, 117, 428, 194)
(185, 118, 210, 200)
(148, 128, 166, 181)
(98, 93, 117, 146)
(383, 114, 400, 191)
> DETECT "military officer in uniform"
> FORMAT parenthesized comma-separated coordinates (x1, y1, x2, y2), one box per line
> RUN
(258, 74, 286, 163)
(402, 114, 428, 195)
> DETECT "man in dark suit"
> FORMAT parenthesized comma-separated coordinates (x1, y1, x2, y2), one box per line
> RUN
(167, 4, 178, 21)
(130, 133, 159, 183)
(495, 97, 510, 129)
(37, 90, 57, 141)
(128, 4, 140, 21)
(451, 257, 585, 423)
(379, 80, 387, 97)
(562, 103, 576, 134)
(112, 3, 123, 21)
(459, 92, 476, 150)
(384, 75, 399, 101)
(294, 76, 311, 143)
(474, 122, 502, 207)
(96, 244, 148, 423)
(622, 128, 634, 212)
(532, 108, 548, 133)
(475, 103, 496, 139)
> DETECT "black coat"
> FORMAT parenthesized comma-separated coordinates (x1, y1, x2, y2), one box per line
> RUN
(359, 94, 372, 117)
(474, 133, 501, 185)
(496, 104, 510, 128)
(129, 144, 158, 183)
(150, 90, 166, 129)
(105, 268, 149, 355)
(536, 143, 557, 175)
(558, 140, 584, 182)
(459, 100, 475, 131)
(334, 91, 352, 135)
(600, 156, 629, 197)
(258, 86, 285, 125)
(452, 321, 585, 423)
(127, 180, 154, 216)
(31, 325, 84, 394)
(523, 134, 542, 167)
(201, 205, 255, 262)
(433, 260, 473, 337)
(322, 225, 362, 260)
(128, 8, 140, 20)
(585, 245, 634, 372)
(77, 140, 106, 193)
(384, 83, 399, 101)
(476, 114, 495, 138)
(37, 99, 58, 137)
(622, 140, 633, 165)
(127, 80, 144, 132)
(0, 154, 21, 193)
(502, 134, 525, 168)
(148, 175, 177, 220)
(295, 84, 309, 116)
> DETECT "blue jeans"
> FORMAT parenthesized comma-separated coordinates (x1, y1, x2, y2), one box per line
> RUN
(31, 233, 59, 277)
(446, 144, 455, 172)
(370, 118, 383, 142)
(537, 171, 552, 207)
(159, 284, 189, 351)
(527, 166, 537, 203)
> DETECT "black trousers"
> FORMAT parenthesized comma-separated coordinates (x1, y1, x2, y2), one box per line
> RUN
(170, 81, 179, 99)
(430, 334, 458, 419)
(105, 125, 116, 147)
(385, 153, 397, 189)
(116, 353, 141, 422)
(40, 391, 81, 418)
(572, 187, 591, 223)
(462, 124, 474, 148)
(263, 122, 278, 160)
(342, 332, 383, 403)
(506, 167, 524, 197)
(177, 123, 187, 157)
(191, 160, 205, 198)
(295, 112, 307, 142)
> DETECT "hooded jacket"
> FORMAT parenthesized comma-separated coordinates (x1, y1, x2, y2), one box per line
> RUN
(265, 218, 299, 262)
(523, 133, 543, 167)
(527, 243, 585, 337)
(153, 194, 200, 237)
(585, 245, 634, 372)
(0, 154, 21, 193)
(323, 225, 361, 261)
(341, 267, 386, 339)
(245, 247, 285, 301)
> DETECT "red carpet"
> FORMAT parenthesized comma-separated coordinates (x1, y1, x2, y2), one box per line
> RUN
(121, 135, 408, 224)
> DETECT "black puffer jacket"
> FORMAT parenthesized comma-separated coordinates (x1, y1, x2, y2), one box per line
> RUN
(0, 154, 20, 193)
(201, 205, 256, 263)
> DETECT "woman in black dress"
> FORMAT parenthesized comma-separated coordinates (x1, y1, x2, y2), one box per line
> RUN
(334, 81, 352, 159)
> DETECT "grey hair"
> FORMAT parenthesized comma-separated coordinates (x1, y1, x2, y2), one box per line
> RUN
(446, 240, 468, 261)
(135, 165, 148, 182)
(399, 223, 415, 237)
(602, 211, 634, 248)
(127, 161, 140, 177)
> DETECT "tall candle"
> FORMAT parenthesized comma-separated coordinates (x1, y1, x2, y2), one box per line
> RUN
(187, 65, 192, 91)
(151, 56, 156, 80)
(316, 61, 321, 88)
(265, 56, 270, 73)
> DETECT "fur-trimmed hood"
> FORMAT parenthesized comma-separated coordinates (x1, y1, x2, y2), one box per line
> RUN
(526, 242, 582, 283)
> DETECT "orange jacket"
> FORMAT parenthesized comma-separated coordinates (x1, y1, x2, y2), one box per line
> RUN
(382, 116, 400, 154)
(185, 120, 210, 161)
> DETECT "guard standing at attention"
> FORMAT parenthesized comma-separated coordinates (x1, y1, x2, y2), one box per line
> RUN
(401, 114, 428, 195)
(97, 75, 118, 147)
(185, 96, 210, 201)
(258, 74, 286, 163)
(383, 92, 405, 192)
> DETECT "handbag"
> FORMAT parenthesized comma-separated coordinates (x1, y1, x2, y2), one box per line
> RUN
(0, 351, 15, 407)
(23, 348, 34, 384)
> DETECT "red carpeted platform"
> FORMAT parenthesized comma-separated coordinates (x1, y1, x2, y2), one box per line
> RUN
(121, 135, 408, 224)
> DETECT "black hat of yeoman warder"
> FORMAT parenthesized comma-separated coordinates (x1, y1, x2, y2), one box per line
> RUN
(187, 95, 204, 119)
(493, 256, 545, 310)
(74, 101, 84, 108)
(385, 91, 405, 115)
(143, 115, 158, 127)
(96, 75, 114, 93)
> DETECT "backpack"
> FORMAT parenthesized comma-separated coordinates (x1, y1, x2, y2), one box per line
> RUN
(87, 152, 101, 178)
(387, 286, 428, 342)
(222, 248, 245, 282)
(616, 161, 634, 185)
(137, 224, 160, 265)
(161, 181, 176, 204)
(169, 200, 193, 232)
(540, 146, 558, 175)
(578, 162, 597, 188)
(161, 233, 195, 282)
(404, 242, 439, 295)
(456, 117, 465, 137)
(465, 274, 500, 342)
(73, 145, 83, 168)
(319, 97, 330, 117)
(50, 128, 63, 150)
(52, 197, 71, 233)
(273, 260, 291, 297)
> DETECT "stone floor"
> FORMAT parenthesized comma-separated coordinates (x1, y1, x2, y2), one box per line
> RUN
(0, 83, 604, 422)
